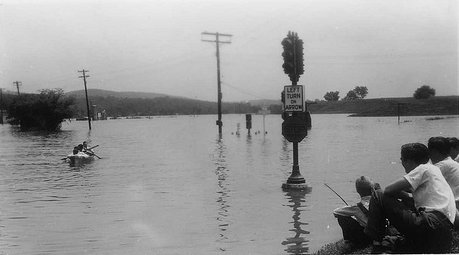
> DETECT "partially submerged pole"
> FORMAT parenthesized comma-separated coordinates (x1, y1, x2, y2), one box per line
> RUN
(201, 32, 232, 136)
(78, 69, 91, 130)
(0, 88, 3, 125)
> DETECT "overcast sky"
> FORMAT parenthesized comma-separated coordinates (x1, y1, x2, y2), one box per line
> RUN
(1, 0, 457, 102)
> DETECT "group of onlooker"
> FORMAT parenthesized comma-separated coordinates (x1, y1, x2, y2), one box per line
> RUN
(334, 136, 459, 253)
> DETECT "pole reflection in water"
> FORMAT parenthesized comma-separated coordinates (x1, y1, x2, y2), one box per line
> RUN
(214, 136, 231, 251)
(282, 189, 311, 255)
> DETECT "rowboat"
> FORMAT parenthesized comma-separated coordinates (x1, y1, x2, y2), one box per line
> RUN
(66, 152, 95, 165)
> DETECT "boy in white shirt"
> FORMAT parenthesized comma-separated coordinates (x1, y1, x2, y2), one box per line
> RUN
(429, 136, 459, 228)
(429, 137, 459, 205)
(364, 143, 455, 253)
(333, 176, 376, 247)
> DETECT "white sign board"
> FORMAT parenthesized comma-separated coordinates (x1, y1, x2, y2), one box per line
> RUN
(283, 85, 304, 112)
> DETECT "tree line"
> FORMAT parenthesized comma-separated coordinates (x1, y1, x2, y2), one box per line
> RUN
(0, 89, 264, 131)
(323, 85, 437, 102)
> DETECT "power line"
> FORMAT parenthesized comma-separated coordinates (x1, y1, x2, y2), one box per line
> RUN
(221, 81, 264, 100)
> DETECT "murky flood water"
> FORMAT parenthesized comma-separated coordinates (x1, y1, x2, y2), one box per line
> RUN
(0, 114, 458, 254)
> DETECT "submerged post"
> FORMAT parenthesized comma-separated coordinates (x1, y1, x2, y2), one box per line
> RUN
(280, 31, 310, 190)
(78, 69, 91, 130)
(201, 32, 232, 136)
(0, 88, 3, 125)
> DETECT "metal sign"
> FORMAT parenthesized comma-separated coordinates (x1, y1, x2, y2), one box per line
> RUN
(283, 85, 304, 112)
(282, 115, 308, 143)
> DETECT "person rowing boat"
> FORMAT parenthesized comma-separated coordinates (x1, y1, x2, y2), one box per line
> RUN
(65, 146, 95, 164)
(62, 143, 101, 163)
(81, 142, 101, 159)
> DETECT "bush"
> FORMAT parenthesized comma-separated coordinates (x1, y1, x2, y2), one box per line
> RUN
(343, 90, 358, 101)
(7, 89, 74, 131)
(414, 85, 435, 99)
(324, 91, 340, 101)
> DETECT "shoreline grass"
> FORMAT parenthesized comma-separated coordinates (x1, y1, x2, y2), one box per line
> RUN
(313, 230, 459, 254)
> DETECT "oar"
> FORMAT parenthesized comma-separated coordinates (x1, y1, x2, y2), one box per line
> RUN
(324, 183, 348, 206)
(85, 144, 101, 158)
(87, 145, 99, 150)
(92, 153, 102, 159)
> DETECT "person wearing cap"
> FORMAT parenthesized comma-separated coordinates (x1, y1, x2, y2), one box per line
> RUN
(333, 176, 378, 248)
(364, 143, 455, 254)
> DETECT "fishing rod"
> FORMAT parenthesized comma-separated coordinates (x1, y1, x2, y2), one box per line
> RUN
(324, 183, 348, 206)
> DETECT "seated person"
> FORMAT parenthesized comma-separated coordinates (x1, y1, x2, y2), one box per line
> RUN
(82, 141, 94, 156)
(333, 176, 377, 247)
(72, 147, 79, 155)
(429, 136, 459, 228)
(449, 137, 459, 163)
(364, 143, 456, 254)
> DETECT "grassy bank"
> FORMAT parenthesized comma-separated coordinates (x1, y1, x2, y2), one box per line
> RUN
(313, 230, 459, 254)
(308, 96, 459, 116)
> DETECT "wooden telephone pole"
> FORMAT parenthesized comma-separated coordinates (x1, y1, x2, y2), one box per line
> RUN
(13, 81, 21, 96)
(78, 69, 91, 130)
(0, 88, 3, 125)
(201, 32, 232, 136)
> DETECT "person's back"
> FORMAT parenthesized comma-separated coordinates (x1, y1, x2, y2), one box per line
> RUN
(429, 137, 459, 204)
(333, 176, 375, 247)
(435, 158, 459, 201)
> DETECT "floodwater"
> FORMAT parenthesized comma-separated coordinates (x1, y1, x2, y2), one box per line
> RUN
(0, 114, 458, 254)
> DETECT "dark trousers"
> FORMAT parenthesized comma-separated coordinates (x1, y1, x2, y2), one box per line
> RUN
(335, 215, 371, 246)
(365, 189, 453, 254)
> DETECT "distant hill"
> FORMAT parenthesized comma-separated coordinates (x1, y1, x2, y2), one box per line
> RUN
(249, 99, 281, 106)
(2, 89, 457, 118)
(62, 89, 458, 117)
(65, 89, 263, 117)
(66, 89, 177, 99)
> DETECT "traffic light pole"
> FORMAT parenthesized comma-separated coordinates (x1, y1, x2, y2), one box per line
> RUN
(201, 32, 232, 136)
(281, 31, 309, 190)
(287, 81, 306, 186)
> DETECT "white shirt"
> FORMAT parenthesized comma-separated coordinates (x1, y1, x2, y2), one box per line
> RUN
(404, 163, 456, 223)
(435, 157, 459, 203)
(333, 196, 371, 227)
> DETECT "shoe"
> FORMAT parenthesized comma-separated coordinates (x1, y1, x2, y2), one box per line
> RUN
(371, 240, 392, 254)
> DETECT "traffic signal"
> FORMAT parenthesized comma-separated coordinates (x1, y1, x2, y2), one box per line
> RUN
(296, 39, 304, 76)
(246, 114, 252, 130)
(281, 31, 305, 83)
(281, 37, 295, 76)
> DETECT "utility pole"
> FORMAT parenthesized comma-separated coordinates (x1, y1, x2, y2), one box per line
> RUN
(78, 69, 91, 130)
(0, 88, 3, 125)
(201, 32, 232, 136)
(13, 81, 21, 96)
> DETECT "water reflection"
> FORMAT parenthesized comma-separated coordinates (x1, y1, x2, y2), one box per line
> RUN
(214, 137, 231, 251)
(282, 189, 311, 255)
